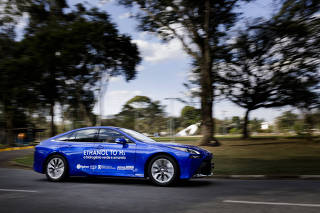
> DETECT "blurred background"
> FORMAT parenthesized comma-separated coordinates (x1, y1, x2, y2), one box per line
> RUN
(0, 0, 319, 147)
(1, 2, 320, 212)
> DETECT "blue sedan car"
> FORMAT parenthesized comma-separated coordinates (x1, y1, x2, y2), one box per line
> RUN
(34, 126, 213, 186)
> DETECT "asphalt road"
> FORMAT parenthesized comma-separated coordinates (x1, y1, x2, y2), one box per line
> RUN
(0, 168, 319, 213)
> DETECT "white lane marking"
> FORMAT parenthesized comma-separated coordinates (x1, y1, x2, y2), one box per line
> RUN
(223, 200, 320, 207)
(0, 188, 38, 193)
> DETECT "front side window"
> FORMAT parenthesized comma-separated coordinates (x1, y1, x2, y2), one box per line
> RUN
(98, 129, 130, 143)
(119, 128, 155, 143)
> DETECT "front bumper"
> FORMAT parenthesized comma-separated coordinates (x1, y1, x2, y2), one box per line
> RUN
(193, 159, 214, 178)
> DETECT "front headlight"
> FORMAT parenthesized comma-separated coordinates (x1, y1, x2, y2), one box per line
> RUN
(169, 146, 201, 155)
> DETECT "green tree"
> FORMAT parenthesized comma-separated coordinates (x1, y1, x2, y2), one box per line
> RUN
(63, 89, 97, 129)
(0, 32, 41, 145)
(276, 0, 320, 122)
(231, 116, 241, 130)
(277, 110, 320, 136)
(118, 0, 251, 146)
(0, 0, 141, 141)
(250, 118, 264, 133)
(275, 0, 320, 21)
(12, 1, 141, 136)
(180, 106, 200, 127)
(115, 96, 167, 134)
(219, 15, 319, 138)
(276, 111, 299, 132)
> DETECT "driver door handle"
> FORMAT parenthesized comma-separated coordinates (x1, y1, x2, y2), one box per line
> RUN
(97, 145, 104, 149)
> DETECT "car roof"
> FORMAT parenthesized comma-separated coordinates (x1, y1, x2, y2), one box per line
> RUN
(71, 126, 120, 131)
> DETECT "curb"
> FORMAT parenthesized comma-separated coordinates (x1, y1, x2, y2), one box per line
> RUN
(0, 146, 34, 152)
(211, 175, 320, 180)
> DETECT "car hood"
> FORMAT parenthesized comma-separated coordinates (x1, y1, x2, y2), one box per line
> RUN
(152, 142, 212, 156)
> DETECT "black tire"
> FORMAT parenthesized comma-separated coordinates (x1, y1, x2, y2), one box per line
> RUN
(45, 155, 68, 182)
(148, 155, 179, 186)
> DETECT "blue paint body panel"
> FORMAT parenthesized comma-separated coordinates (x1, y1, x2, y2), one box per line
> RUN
(33, 126, 213, 180)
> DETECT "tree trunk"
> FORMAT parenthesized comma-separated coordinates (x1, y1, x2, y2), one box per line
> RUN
(61, 105, 66, 132)
(5, 109, 15, 146)
(303, 112, 314, 140)
(242, 109, 251, 139)
(198, 0, 219, 146)
(50, 101, 56, 136)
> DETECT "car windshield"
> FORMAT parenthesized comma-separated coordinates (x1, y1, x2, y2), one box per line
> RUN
(120, 128, 156, 143)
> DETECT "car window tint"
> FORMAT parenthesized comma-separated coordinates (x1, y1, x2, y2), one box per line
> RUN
(67, 133, 76, 141)
(98, 129, 128, 143)
(73, 129, 99, 142)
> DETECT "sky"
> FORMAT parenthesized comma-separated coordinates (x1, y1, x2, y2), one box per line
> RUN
(45, 0, 291, 122)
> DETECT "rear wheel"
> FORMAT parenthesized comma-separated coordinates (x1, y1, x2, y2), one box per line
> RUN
(45, 155, 67, 182)
(148, 155, 178, 186)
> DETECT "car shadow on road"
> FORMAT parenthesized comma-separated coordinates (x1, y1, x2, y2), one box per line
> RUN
(36, 176, 213, 187)
(175, 179, 213, 187)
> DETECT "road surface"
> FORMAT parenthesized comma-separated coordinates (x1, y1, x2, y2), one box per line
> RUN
(0, 168, 319, 213)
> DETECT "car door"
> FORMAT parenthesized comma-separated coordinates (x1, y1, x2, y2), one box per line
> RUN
(57, 128, 99, 175)
(94, 128, 136, 176)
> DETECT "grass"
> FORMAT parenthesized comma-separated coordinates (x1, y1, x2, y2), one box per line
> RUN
(14, 154, 34, 167)
(13, 136, 320, 175)
(160, 136, 320, 175)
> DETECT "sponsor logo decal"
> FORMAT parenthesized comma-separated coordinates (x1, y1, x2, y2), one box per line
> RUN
(76, 164, 117, 170)
(76, 164, 89, 169)
(117, 166, 134, 171)
(90, 165, 97, 170)
(98, 165, 115, 170)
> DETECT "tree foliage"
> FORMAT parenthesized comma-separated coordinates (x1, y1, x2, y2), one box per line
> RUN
(104, 96, 167, 134)
(0, 29, 42, 144)
(218, 0, 320, 138)
(119, 0, 252, 145)
(276, 109, 320, 136)
(19, 1, 141, 136)
(180, 106, 200, 127)
(276, 111, 299, 132)
(0, 0, 141, 142)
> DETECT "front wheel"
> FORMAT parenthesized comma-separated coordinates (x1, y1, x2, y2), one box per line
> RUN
(148, 155, 178, 186)
(45, 155, 67, 182)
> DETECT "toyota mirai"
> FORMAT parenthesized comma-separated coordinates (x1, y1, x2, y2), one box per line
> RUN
(34, 126, 213, 186)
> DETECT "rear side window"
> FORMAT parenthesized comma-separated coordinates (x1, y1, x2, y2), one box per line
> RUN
(55, 132, 75, 141)
(55, 129, 99, 142)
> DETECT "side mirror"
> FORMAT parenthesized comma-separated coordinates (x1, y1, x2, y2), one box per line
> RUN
(115, 137, 127, 144)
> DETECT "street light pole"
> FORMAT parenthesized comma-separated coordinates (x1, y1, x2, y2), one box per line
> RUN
(222, 110, 227, 134)
(98, 72, 110, 126)
(165, 98, 180, 142)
